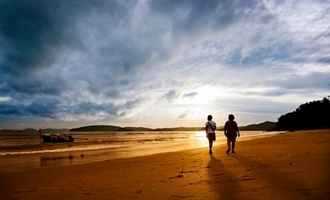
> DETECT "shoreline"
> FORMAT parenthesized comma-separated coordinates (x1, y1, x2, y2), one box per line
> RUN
(1, 129, 329, 199)
(0, 130, 278, 153)
(0, 131, 279, 173)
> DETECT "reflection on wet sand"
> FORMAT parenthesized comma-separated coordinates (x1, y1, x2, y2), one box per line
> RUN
(40, 154, 76, 167)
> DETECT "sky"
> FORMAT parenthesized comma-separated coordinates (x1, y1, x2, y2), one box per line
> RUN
(0, 0, 329, 129)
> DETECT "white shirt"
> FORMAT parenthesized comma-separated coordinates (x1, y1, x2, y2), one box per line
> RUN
(205, 120, 216, 134)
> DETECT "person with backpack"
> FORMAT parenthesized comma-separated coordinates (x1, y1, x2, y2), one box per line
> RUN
(224, 114, 240, 154)
(205, 115, 216, 154)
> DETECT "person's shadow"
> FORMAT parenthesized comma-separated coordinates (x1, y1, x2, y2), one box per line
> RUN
(208, 154, 240, 200)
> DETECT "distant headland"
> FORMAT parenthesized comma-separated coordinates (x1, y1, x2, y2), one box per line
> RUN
(69, 121, 277, 132)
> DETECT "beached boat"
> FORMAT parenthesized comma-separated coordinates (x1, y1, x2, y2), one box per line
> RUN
(42, 133, 74, 143)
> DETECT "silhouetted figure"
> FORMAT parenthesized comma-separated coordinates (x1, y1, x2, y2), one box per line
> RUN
(224, 114, 240, 154)
(205, 115, 216, 154)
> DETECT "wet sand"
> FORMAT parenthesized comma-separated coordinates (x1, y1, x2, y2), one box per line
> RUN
(1, 129, 329, 200)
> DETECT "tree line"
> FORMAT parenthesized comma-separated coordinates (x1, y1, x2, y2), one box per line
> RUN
(276, 97, 330, 130)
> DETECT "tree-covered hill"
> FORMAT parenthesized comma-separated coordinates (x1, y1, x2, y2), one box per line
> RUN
(277, 97, 330, 130)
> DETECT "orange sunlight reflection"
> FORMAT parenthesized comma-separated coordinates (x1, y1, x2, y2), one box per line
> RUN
(195, 131, 209, 147)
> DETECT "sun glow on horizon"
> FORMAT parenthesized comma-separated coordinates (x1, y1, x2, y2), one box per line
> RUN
(194, 131, 209, 147)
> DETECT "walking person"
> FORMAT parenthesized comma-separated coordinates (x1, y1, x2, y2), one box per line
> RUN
(205, 115, 216, 154)
(224, 114, 240, 154)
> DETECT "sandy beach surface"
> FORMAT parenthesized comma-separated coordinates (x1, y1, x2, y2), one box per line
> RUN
(1, 129, 329, 200)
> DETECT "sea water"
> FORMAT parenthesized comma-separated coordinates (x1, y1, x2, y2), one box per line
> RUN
(0, 131, 280, 172)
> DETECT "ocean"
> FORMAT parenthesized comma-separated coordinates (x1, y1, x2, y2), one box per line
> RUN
(0, 131, 280, 172)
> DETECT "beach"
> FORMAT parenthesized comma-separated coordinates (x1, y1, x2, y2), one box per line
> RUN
(1, 129, 329, 200)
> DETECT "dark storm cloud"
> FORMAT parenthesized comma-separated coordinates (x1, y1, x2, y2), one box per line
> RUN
(0, 0, 137, 120)
(0, 96, 59, 118)
(70, 99, 142, 116)
(0, 95, 142, 119)
(1, 1, 70, 74)
(0, 75, 62, 96)
(62, 102, 116, 115)
(0, 0, 81, 119)
(0, 0, 131, 72)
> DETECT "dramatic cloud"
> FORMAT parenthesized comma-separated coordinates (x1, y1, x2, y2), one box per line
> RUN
(0, 0, 329, 128)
